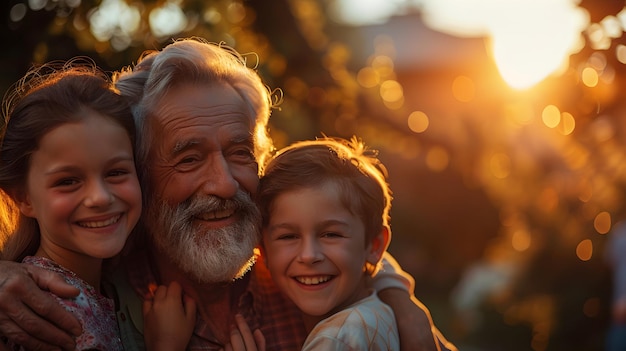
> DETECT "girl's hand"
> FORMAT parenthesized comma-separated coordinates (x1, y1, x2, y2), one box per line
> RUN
(224, 314, 265, 351)
(143, 281, 196, 351)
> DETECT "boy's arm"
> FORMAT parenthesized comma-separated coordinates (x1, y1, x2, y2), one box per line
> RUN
(374, 252, 457, 351)
(0, 261, 81, 350)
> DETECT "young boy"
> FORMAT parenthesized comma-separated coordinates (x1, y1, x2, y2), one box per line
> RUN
(256, 136, 400, 350)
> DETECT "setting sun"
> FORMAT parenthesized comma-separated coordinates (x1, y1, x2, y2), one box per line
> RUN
(421, 0, 589, 89)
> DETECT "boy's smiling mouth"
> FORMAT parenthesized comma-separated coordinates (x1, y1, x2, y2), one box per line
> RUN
(294, 275, 333, 285)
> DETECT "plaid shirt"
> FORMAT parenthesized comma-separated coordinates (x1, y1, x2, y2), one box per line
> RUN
(109, 250, 454, 351)
(114, 249, 307, 351)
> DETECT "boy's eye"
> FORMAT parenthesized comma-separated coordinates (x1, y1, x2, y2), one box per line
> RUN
(277, 233, 298, 240)
(323, 232, 343, 238)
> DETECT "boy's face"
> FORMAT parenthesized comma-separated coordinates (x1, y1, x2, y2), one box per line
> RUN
(262, 181, 379, 320)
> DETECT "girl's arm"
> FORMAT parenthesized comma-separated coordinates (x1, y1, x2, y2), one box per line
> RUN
(225, 314, 265, 351)
(143, 281, 196, 351)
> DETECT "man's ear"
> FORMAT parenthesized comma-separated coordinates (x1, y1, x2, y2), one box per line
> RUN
(367, 226, 391, 265)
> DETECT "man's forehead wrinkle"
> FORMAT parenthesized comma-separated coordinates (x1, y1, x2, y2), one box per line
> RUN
(166, 132, 253, 156)
(161, 100, 250, 114)
(155, 94, 251, 118)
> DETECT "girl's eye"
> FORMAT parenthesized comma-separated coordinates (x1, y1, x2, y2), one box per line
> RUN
(108, 169, 129, 177)
(54, 178, 79, 187)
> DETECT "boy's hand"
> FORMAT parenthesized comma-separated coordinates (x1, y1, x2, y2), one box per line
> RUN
(378, 288, 444, 351)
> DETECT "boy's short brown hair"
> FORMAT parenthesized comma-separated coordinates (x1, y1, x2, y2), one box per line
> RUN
(258, 136, 392, 248)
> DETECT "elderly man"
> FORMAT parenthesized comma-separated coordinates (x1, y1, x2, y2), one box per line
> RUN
(0, 38, 455, 351)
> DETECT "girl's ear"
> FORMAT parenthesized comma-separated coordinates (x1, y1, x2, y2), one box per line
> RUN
(14, 190, 36, 218)
(366, 226, 391, 267)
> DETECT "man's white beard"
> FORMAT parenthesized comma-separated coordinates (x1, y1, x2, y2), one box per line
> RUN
(147, 190, 261, 283)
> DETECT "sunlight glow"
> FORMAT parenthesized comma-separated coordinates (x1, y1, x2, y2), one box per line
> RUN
(581, 67, 599, 87)
(328, 0, 403, 25)
(511, 229, 531, 252)
(149, 2, 188, 39)
(425, 146, 449, 172)
(557, 112, 575, 135)
(576, 239, 593, 261)
(407, 111, 429, 133)
(541, 105, 560, 128)
(452, 75, 475, 102)
(89, 0, 140, 50)
(334, 0, 589, 89)
(421, 0, 589, 89)
(594, 211, 611, 234)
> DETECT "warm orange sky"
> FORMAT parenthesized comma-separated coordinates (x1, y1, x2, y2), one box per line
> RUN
(333, 0, 590, 89)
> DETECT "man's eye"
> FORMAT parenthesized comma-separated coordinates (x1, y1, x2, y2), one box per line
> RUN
(232, 148, 255, 159)
(175, 155, 201, 168)
(180, 157, 197, 164)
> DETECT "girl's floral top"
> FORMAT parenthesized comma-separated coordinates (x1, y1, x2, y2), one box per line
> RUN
(19, 256, 123, 351)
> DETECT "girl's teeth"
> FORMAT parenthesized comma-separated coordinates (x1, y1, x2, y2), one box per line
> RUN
(79, 215, 120, 228)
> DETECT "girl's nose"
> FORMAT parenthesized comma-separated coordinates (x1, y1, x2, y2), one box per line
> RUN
(84, 180, 114, 208)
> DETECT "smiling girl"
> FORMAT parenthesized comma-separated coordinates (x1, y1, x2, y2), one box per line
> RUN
(0, 61, 143, 350)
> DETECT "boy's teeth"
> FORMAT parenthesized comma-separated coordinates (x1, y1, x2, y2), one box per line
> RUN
(296, 276, 331, 285)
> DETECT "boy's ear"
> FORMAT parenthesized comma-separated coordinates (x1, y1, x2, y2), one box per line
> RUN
(367, 226, 391, 265)
(257, 236, 269, 268)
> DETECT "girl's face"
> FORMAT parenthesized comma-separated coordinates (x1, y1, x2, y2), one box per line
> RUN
(18, 112, 142, 272)
(262, 182, 382, 324)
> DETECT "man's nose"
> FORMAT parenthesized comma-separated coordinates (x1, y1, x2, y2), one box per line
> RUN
(200, 154, 238, 198)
